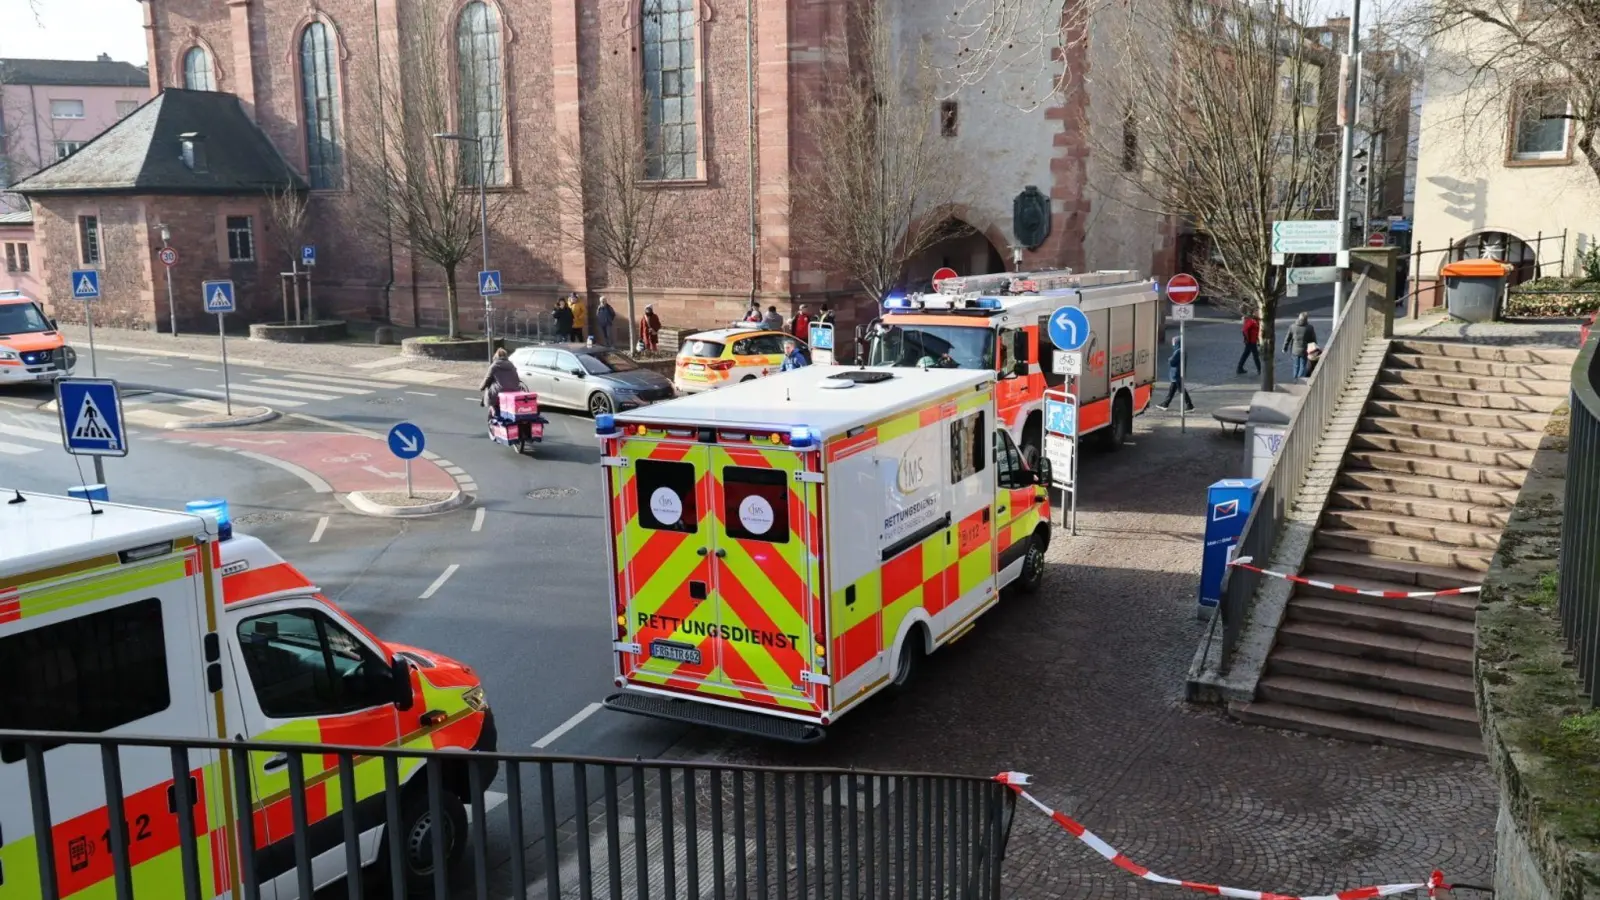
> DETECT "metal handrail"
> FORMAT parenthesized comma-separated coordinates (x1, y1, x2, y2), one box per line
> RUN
(1217, 276, 1370, 669)
(1559, 330, 1600, 704)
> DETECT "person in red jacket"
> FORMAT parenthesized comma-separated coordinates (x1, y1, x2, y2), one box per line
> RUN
(790, 305, 811, 342)
(1237, 313, 1261, 376)
(639, 304, 662, 351)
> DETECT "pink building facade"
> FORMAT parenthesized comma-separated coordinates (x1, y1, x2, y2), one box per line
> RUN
(0, 57, 152, 212)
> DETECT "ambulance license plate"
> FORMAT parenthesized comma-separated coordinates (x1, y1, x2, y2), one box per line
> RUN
(650, 639, 701, 665)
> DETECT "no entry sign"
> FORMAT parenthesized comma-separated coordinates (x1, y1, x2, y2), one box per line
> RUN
(1166, 273, 1199, 305)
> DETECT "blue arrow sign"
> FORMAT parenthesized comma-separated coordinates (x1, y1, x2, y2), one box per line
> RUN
(70, 269, 100, 300)
(1045, 397, 1076, 436)
(301, 244, 317, 266)
(56, 378, 128, 458)
(388, 422, 425, 460)
(1047, 305, 1090, 352)
(202, 280, 236, 314)
(478, 270, 502, 296)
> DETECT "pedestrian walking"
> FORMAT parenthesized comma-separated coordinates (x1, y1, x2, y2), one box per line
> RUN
(1156, 335, 1194, 412)
(1284, 311, 1318, 379)
(790, 304, 811, 342)
(762, 305, 784, 331)
(640, 304, 662, 352)
(596, 296, 617, 346)
(818, 303, 835, 325)
(552, 298, 573, 342)
(568, 293, 587, 342)
(1237, 313, 1261, 375)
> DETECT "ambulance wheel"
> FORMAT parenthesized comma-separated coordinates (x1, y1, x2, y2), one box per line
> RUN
(889, 629, 926, 693)
(1016, 529, 1048, 595)
(387, 782, 468, 896)
(589, 392, 615, 417)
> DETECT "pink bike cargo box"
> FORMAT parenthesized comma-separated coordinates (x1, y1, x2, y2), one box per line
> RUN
(500, 391, 540, 416)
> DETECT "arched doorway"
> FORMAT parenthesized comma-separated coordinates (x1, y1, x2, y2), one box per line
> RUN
(903, 220, 1008, 293)
(1449, 230, 1539, 286)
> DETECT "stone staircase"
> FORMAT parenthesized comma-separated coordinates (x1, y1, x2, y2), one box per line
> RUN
(1233, 339, 1576, 757)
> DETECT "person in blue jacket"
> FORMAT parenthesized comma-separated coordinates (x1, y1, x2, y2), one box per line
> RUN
(1156, 334, 1194, 412)
(781, 338, 810, 371)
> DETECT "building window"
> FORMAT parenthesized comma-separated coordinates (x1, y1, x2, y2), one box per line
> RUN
(299, 21, 344, 189)
(1512, 87, 1571, 160)
(226, 216, 254, 262)
(183, 46, 215, 91)
(1279, 74, 1294, 103)
(1299, 79, 1318, 106)
(940, 100, 959, 137)
(641, 0, 698, 180)
(50, 99, 85, 119)
(0, 597, 172, 763)
(456, 1, 508, 186)
(78, 215, 100, 266)
(116, 100, 139, 118)
(55, 141, 86, 160)
(1122, 111, 1139, 171)
(4, 242, 29, 272)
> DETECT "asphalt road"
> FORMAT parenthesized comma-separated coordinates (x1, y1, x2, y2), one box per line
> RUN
(0, 293, 1341, 897)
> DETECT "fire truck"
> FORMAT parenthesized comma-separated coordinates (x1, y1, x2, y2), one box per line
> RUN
(860, 269, 1161, 463)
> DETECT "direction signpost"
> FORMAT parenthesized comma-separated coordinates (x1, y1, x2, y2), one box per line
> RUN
(55, 377, 127, 499)
(1166, 273, 1199, 434)
(387, 422, 426, 499)
(1287, 266, 1340, 285)
(202, 280, 237, 414)
(70, 269, 101, 375)
(1045, 305, 1090, 535)
(1269, 220, 1341, 255)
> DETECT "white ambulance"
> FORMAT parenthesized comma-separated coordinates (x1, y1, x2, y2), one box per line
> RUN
(598, 365, 1054, 741)
(0, 491, 496, 899)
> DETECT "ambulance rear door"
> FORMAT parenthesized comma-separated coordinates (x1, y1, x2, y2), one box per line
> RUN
(0, 551, 227, 900)
(613, 434, 821, 712)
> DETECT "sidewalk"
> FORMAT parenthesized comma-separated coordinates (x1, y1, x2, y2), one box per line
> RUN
(62, 324, 487, 390)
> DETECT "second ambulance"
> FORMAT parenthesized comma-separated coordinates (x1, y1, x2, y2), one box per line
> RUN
(600, 365, 1051, 741)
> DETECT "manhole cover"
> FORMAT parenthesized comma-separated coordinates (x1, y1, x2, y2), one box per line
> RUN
(234, 511, 292, 525)
(526, 487, 579, 499)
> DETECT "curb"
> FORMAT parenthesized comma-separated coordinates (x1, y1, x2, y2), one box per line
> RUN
(344, 490, 472, 518)
(163, 407, 280, 429)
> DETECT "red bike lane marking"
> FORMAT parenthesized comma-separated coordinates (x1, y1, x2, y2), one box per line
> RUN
(170, 431, 460, 493)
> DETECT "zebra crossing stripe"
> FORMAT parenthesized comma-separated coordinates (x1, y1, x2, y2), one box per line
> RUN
(261, 372, 400, 389)
(185, 388, 306, 408)
(251, 378, 373, 396)
(0, 423, 59, 444)
(217, 383, 341, 401)
(0, 440, 43, 455)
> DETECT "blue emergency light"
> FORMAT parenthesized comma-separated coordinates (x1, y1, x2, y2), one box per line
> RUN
(972, 296, 1002, 309)
(884, 295, 911, 309)
(595, 412, 616, 435)
(790, 426, 817, 450)
(187, 498, 233, 541)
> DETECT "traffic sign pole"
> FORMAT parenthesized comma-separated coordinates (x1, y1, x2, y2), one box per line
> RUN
(202, 280, 238, 414)
(219, 312, 232, 415)
(387, 423, 427, 499)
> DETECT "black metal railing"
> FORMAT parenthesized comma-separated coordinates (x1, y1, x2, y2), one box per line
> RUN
(1560, 331, 1600, 705)
(0, 729, 1014, 900)
(1403, 228, 1572, 318)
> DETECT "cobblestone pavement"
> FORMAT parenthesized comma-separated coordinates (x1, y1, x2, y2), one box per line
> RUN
(677, 366, 1497, 898)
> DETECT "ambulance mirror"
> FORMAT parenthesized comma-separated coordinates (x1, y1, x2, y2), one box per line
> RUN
(1035, 456, 1053, 487)
(390, 657, 415, 710)
(1012, 330, 1030, 365)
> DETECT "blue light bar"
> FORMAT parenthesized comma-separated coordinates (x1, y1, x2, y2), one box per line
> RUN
(973, 296, 1003, 309)
(790, 426, 817, 449)
(595, 412, 617, 436)
(187, 498, 233, 541)
(884, 295, 911, 309)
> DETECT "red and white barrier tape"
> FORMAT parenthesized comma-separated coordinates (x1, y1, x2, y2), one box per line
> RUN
(1226, 556, 1480, 600)
(995, 772, 1449, 899)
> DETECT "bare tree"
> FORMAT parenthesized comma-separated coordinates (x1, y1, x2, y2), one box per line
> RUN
(543, 76, 687, 351)
(790, 3, 969, 310)
(263, 183, 310, 323)
(1086, 0, 1335, 389)
(344, 0, 508, 340)
(1411, 0, 1600, 189)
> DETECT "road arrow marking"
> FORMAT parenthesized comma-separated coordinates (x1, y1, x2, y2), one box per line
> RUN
(224, 437, 288, 446)
(361, 465, 408, 480)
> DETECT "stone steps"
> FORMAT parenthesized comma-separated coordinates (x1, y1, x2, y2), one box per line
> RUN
(1356, 415, 1546, 450)
(1363, 399, 1551, 431)
(1384, 352, 1572, 380)
(1377, 367, 1571, 397)
(1392, 340, 1578, 366)
(1327, 488, 1511, 528)
(1291, 567, 1480, 621)
(1321, 508, 1503, 550)
(1316, 528, 1496, 571)
(1336, 469, 1521, 508)
(1349, 431, 1538, 468)
(1370, 383, 1564, 412)
(1256, 675, 1480, 735)
(1302, 548, 1484, 592)
(1266, 646, 1476, 705)
(1277, 619, 1474, 674)
(1286, 594, 1476, 646)
(1344, 450, 1527, 488)
(1231, 701, 1485, 758)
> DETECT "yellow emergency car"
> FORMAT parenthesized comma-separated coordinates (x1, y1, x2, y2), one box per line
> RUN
(673, 326, 806, 395)
(597, 365, 1052, 742)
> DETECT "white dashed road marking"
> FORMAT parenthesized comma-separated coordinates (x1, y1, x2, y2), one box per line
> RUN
(532, 703, 602, 749)
(472, 508, 485, 532)
(310, 516, 329, 543)
(419, 564, 460, 600)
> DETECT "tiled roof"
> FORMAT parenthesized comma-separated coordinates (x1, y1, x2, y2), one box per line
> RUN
(0, 57, 149, 88)
(0, 210, 33, 226)
(12, 89, 306, 196)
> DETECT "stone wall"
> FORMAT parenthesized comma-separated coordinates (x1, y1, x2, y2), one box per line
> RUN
(1475, 400, 1600, 899)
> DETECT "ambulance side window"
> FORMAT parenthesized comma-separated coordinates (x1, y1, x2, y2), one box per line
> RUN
(636, 459, 699, 533)
(1038, 315, 1065, 388)
(0, 597, 171, 763)
(994, 430, 1029, 490)
(237, 609, 392, 718)
(950, 411, 986, 483)
(722, 466, 790, 543)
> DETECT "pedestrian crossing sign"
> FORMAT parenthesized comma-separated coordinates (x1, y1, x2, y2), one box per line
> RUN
(55, 378, 129, 458)
(478, 270, 502, 296)
(70, 269, 100, 300)
(202, 279, 236, 313)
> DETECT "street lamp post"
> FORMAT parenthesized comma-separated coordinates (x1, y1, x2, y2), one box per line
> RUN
(1331, 2, 1362, 325)
(433, 132, 492, 362)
